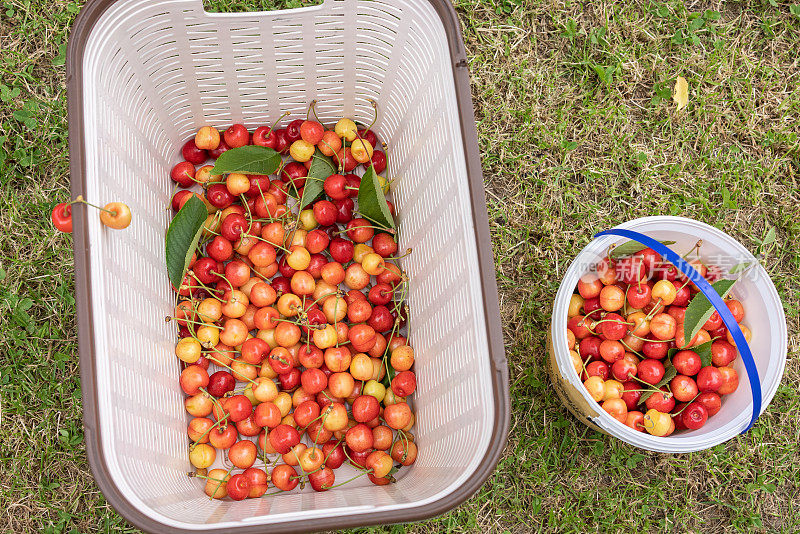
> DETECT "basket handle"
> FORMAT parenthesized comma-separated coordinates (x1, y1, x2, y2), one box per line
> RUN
(594, 228, 762, 432)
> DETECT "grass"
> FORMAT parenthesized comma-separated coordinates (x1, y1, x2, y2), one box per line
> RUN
(1, 0, 799, 532)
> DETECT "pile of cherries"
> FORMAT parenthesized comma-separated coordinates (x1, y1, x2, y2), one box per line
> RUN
(172, 116, 417, 501)
(566, 247, 747, 437)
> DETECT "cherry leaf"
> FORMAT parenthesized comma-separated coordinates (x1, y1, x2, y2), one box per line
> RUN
(639, 361, 677, 404)
(608, 240, 676, 260)
(165, 195, 207, 289)
(682, 279, 736, 348)
(358, 165, 395, 230)
(298, 150, 335, 209)
(210, 145, 281, 175)
(692, 341, 714, 368)
(673, 76, 689, 111)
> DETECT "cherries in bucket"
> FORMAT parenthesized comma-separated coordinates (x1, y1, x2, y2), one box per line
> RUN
(566, 240, 749, 437)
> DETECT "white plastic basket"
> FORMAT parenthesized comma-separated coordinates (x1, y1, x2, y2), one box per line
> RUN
(548, 216, 787, 453)
(66, 0, 509, 531)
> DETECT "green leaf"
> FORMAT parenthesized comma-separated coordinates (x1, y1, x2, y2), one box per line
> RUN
(298, 150, 335, 209)
(692, 340, 714, 367)
(608, 240, 676, 260)
(358, 165, 395, 230)
(639, 361, 677, 404)
(165, 195, 207, 289)
(729, 262, 752, 275)
(762, 226, 776, 245)
(682, 279, 736, 347)
(210, 145, 281, 175)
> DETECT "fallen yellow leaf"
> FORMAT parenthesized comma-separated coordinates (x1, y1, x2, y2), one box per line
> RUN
(673, 76, 688, 111)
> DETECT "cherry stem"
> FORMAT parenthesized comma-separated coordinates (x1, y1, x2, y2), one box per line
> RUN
(642, 298, 664, 322)
(335, 224, 390, 235)
(672, 392, 702, 417)
(366, 99, 379, 132)
(190, 413, 230, 445)
(167, 316, 223, 329)
(73, 195, 116, 216)
(627, 374, 671, 396)
(627, 332, 673, 343)
(198, 388, 230, 427)
(269, 111, 290, 133)
(205, 355, 260, 386)
(321, 470, 371, 490)
(619, 339, 645, 359)
(384, 248, 413, 261)
(340, 446, 373, 475)
(209, 466, 234, 501)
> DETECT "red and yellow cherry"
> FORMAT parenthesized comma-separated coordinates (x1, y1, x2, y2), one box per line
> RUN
(243, 467, 269, 498)
(204, 469, 230, 499)
(602, 398, 628, 423)
(642, 409, 672, 436)
(638, 359, 665, 386)
(350, 138, 373, 163)
(669, 375, 699, 402)
(577, 274, 602, 299)
(696, 366, 722, 392)
(271, 464, 298, 492)
(208, 424, 238, 449)
(318, 130, 342, 157)
(625, 410, 645, 432)
(645, 388, 675, 413)
(229, 439, 258, 469)
(195, 126, 221, 150)
(309, 467, 335, 492)
(224, 123, 249, 148)
(716, 366, 739, 395)
(99, 202, 132, 229)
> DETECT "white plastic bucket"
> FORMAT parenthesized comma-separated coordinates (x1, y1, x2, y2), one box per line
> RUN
(549, 216, 788, 453)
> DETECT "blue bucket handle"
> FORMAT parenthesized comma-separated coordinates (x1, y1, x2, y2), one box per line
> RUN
(594, 228, 762, 432)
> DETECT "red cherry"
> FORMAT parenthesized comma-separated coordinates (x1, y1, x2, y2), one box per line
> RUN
(224, 124, 249, 148)
(672, 350, 701, 376)
(285, 119, 303, 143)
(637, 359, 665, 385)
(209, 139, 230, 159)
(345, 174, 361, 198)
(329, 237, 355, 263)
(621, 381, 642, 410)
(274, 129, 290, 155)
(644, 387, 675, 412)
(584, 361, 609, 380)
(207, 371, 235, 397)
(579, 336, 604, 364)
(181, 139, 207, 164)
(170, 161, 196, 187)
(309, 467, 335, 492)
(226, 474, 251, 501)
(269, 424, 300, 454)
(696, 366, 723, 392)
(696, 391, 722, 416)
(391, 371, 416, 397)
(206, 183, 235, 209)
(682, 402, 708, 430)
(313, 200, 337, 226)
(357, 128, 378, 146)
(51, 203, 73, 233)
(334, 197, 354, 224)
(219, 213, 248, 242)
